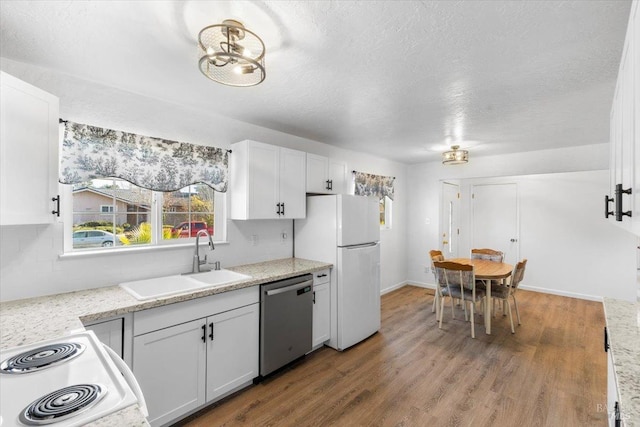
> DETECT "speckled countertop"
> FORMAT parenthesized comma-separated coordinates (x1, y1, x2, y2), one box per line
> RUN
(0, 257, 332, 427)
(603, 298, 640, 427)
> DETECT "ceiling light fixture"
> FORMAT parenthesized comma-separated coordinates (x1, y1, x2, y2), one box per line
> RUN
(197, 19, 265, 87)
(442, 145, 469, 165)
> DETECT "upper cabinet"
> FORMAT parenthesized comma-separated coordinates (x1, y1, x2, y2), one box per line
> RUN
(608, 1, 639, 235)
(0, 72, 60, 225)
(230, 140, 306, 220)
(306, 153, 348, 195)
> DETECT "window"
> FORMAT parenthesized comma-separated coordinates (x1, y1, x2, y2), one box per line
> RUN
(380, 196, 393, 230)
(64, 179, 226, 252)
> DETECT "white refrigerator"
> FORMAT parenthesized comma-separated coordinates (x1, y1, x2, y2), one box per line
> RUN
(294, 194, 381, 350)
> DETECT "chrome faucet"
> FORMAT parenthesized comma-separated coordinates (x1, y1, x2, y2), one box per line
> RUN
(193, 229, 215, 273)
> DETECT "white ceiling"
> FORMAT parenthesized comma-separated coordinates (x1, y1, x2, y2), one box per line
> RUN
(0, 0, 631, 164)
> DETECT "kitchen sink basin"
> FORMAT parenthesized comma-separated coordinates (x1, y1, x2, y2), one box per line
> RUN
(185, 269, 252, 286)
(120, 269, 251, 301)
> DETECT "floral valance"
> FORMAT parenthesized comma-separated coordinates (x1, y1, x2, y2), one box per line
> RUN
(59, 121, 228, 192)
(353, 171, 395, 201)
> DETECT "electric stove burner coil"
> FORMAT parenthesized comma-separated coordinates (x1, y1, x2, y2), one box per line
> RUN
(19, 384, 106, 425)
(0, 343, 85, 374)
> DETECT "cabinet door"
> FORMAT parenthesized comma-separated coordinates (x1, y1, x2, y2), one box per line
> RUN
(306, 153, 329, 193)
(279, 147, 306, 218)
(328, 159, 348, 195)
(206, 303, 259, 403)
(0, 72, 59, 225)
(620, 40, 634, 223)
(248, 141, 280, 219)
(312, 282, 331, 347)
(133, 319, 206, 427)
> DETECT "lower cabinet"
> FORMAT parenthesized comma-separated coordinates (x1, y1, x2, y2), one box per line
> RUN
(134, 319, 207, 426)
(605, 327, 622, 427)
(206, 304, 259, 401)
(312, 269, 331, 348)
(132, 288, 259, 427)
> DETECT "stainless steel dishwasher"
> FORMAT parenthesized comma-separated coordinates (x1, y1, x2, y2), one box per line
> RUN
(260, 274, 313, 377)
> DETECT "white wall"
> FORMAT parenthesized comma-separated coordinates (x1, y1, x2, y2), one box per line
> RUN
(0, 58, 407, 301)
(407, 150, 638, 302)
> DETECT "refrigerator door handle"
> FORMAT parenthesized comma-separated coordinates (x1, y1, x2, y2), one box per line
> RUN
(343, 242, 379, 249)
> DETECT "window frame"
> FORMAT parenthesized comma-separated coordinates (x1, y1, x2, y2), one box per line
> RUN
(380, 195, 393, 230)
(62, 182, 227, 254)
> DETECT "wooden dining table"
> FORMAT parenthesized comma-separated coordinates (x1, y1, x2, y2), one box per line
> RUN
(448, 257, 513, 335)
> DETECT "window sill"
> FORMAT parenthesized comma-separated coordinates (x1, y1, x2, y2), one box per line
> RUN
(59, 240, 230, 260)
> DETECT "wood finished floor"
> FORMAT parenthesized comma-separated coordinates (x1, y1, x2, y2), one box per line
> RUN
(180, 286, 607, 427)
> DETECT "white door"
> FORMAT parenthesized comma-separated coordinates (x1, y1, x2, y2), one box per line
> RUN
(306, 153, 329, 193)
(338, 195, 380, 246)
(133, 319, 206, 427)
(279, 147, 306, 218)
(328, 159, 347, 194)
(247, 141, 279, 219)
(336, 242, 380, 350)
(0, 71, 59, 225)
(312, 282, 331, 347)
(472, 183, 519, 265)
(440, 182, 460, 257)
(206, 303, 259, 403)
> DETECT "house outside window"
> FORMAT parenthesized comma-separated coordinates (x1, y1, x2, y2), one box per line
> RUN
(65, 178, 225, 252)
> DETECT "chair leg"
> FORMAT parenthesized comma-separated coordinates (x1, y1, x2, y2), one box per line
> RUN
(506, 300, 514, 333)
(470, 302, 475, 339)
(450, 296, 456, 319)
(432, 294, 436, 313)
(513, 295, 521, 325)
(439, 296, 445, 329)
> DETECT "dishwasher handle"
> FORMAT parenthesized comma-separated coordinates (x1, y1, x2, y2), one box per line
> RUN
(265, 279, 313, 296)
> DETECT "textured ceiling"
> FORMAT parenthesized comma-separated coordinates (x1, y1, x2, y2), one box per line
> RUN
(0, 0, 632, 164)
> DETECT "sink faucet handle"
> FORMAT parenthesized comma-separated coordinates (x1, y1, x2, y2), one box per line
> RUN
(201, 254, 207, 265)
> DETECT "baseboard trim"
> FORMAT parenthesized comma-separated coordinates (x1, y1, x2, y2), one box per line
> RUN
(380, 281, 408, 295)
(519, 285, 603, 302)
(388, 282, 603, 302)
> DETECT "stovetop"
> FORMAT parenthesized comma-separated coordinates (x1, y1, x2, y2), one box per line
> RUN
(0, 331, 137, 426)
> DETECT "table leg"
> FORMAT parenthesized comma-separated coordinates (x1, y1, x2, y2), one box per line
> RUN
(485, 279, 492, 334)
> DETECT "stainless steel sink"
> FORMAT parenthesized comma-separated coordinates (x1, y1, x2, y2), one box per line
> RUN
(120, 269, 252, 301)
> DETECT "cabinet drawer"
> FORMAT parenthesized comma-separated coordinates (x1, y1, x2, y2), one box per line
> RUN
(134, 286, 259, 336)
(313, 269, 330, 285)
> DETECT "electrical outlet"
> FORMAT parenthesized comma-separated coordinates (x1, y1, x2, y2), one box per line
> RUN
(250, 235, 258, 246)
(425, 266, 430, 274)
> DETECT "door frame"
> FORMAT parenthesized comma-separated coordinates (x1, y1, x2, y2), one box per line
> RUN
(439, 180, 461, 258)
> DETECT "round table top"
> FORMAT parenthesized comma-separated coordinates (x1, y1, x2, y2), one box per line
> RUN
(448, 258, 513, 280)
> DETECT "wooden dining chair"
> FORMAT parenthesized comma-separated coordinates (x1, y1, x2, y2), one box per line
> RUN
(433, 261, 486, 338)
(490, 259, 527, 333)
(429, 250, 444, 314)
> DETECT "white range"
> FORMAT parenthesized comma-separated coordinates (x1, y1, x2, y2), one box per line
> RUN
(0, 330, 147, 426)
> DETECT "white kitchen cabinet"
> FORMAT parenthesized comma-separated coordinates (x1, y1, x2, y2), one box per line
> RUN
(133, 319, 207, 427)
(312, 269, 331, 348)
(0, 71, 60, 225)
(230, 140, 306, 219)
(608, 0, 639, 235)
(206, 304, 259, 402)
(132, 287, 259, 426)
(306, 153, 348, 194)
